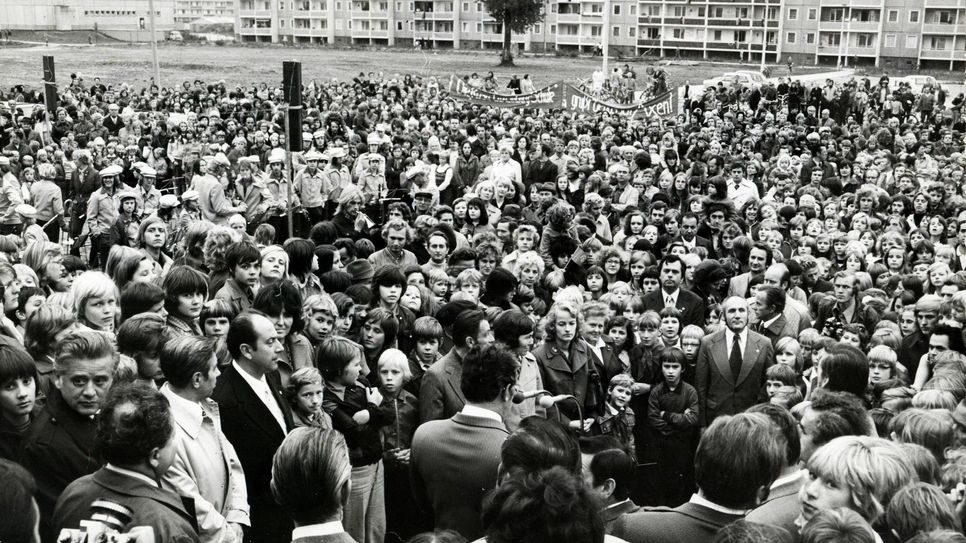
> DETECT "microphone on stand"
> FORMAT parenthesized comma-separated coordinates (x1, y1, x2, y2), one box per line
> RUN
(511, 389, 550, 404)
(536, 394, 576, 410)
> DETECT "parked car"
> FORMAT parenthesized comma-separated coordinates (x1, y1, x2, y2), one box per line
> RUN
(168, 31, 184, 41)
(702, 71, 767, 89)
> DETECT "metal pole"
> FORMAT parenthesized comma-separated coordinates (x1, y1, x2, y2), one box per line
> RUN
(147, 0, 161, 86)
(284, 109, 295, 237)
(601, 0, 610, 77)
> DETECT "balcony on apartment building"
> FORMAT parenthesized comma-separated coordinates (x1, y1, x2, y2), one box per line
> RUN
(292, 19, 328, 35)
(350, 0, 389, 18)
(413, 1, 456, 20)
(293, 0, 329, 13)
(238, 1, 273, 18)
(921, 10, 965, 33)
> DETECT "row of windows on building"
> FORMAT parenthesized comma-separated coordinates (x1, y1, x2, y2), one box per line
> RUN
(83, 10, 161, 16)
(784, 31, 958, 51)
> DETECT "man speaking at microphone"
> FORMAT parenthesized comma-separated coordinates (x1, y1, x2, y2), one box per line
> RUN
(410, 344, 518, 541)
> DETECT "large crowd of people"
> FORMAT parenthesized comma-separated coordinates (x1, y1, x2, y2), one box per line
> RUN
(0, 65, 964, 543)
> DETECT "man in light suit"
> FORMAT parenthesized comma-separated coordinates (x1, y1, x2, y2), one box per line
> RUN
(642, 254, 705, 329)
(695, 296, 775, 426)
(411, 344, 516, 541)
(727, 242, 772, 299)
(161, 336, 249, 543)
(214, 312, 294, 543)
(419, 309, 494, 423)
(272, 428, 357, 543)
(612, 413, 786, 543)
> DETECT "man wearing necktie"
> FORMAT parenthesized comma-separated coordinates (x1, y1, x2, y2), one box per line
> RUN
(643, 255, 705, 329)
(695, 297, 775, 426)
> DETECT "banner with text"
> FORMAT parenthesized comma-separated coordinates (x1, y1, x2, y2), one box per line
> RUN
(561, 86, 676, 119)
(448, 76, 563, 109)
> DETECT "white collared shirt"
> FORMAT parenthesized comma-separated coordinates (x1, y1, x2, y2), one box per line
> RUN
(105, 463, 160, 488)
(292, 521, 346, 539)
(770, 469, 806, 490)
(761, 313, 781, 330)
(233, 361, 286, 432)
(462, 404, 503, 422)
(725, 328, 747, 359)
(689, 493, 750, 516)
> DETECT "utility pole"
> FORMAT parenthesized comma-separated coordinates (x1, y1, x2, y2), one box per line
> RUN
(147, 0, 162, 87)
(601, 0, 610, 77)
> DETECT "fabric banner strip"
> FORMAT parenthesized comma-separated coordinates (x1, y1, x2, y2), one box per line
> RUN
(447, 76, 676, 117)
(447, 75, 562, 109)
(561, 86, 676, 119)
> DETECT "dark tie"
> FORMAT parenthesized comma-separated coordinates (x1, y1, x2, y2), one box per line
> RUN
(729, 335, 743, 379)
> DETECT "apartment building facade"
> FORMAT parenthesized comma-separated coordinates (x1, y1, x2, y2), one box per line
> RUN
(174, 0, 236, 25)
(236, 0, 965, 70)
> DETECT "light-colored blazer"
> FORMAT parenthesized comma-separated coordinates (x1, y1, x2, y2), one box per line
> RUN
(161, 384, 251, 543)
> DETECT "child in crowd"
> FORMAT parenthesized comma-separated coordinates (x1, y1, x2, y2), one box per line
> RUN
(647, 347, 699, 507)
(214, 241, 260, 313)
(679, 325, 703, 385)
(592, 373, 636, 452)
(377, 348, 422, 542)
(14, 287, 45, 339)
(640, 266, 660, 295)
(622, 296, 646, 326)
(454, 268, 483, 304)
(605, 316, 635, 371)
(285, 367, 332, 429)
(332, 291, 359, 338)
(658, 306, 681, 348)
(200, 299, 236, 367)
(766, 363, 799, 399)
(610, 281, 632, 305)
(407, 316, 443, 396)
(584, 266, 607, 301)
(303, 293, 339, 347)
(426, 268, 449, 303)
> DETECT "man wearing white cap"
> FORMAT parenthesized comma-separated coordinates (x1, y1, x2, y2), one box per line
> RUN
(0, 156, 24, 235)
(86, 164, 123, 268)
(191, 154, 246, 225)
(264, 149, 297, 236)
(136, 165, 163, 217)
(294, 150, 329, 227)
(353, 133, 386, 181)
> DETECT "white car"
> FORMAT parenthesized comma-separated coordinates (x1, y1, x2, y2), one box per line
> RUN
(702, 71, 767, 89)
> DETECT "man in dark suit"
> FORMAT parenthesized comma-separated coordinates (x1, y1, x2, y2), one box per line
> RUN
(214, 311, 294, 543)
(745, 404, 806, 537)
(411, 344, 516, 541)
(20, 331, 116, 543)
(642, 254, 705, 329)
(611, 412, 786, 543)
(899, 295, 941, 378)
(676, 213, 716, 259)
(581, 439, 640, 534)
(53, 384, 200, 543)
(419, 309, 493, 423)
(753, 286, 797, 348)
(695, 297, 775, 426)
(68, 151, 100, 245)
(272, 427, 357, 543)
(523, 143, 558, 192)
(798, 255, 833, 297)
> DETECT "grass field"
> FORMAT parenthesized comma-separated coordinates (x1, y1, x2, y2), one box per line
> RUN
(0, 41, 821, 91)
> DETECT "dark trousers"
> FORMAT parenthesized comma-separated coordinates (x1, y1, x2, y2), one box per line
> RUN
(0, 223, 22, 236)
(90, 234, 111, 270)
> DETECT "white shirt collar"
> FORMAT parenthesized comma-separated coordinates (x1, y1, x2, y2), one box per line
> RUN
(105, 463, 159, 488)
(662, 288, 680, 304)
(762, 313, 782, 329)
(726, 328, 747, 345)
(292, 521, 346, 539)
(770, 469, 806, 490)
(233, 360, 269, 392)
(461, 404, 503, 422)
(689, 493, 750, 516)
(160, 383, 205, 438)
